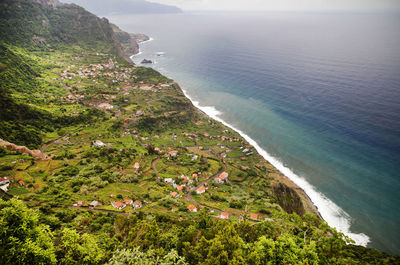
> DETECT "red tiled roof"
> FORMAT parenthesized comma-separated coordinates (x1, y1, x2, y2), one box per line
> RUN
(124, 200, 133, 205)
(187, 204, 197, 211)
(113, 201, 125, 208)
(250, 213, 258, 219)
(220, 212, 230, 218)
(197, 186, 206, 192)
(219, 172, 229, 179)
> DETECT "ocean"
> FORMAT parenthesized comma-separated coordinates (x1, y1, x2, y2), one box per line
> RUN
(109, 11, 400, 254)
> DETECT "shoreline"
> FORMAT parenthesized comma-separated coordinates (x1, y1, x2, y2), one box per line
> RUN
(130, 37, 154, 60)
(131, 38, 370, 247)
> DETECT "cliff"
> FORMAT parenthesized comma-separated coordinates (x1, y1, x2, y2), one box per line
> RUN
(0, 0, 145, 62)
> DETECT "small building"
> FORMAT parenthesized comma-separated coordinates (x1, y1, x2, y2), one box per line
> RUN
(90, 200, 100, 208)
(124, 199, 133, 205)
(133, 201, 142, 209)
(0, 183, 9, 192)
(219, 212, 230, 219)
(176, 185, 184, 192)
(77, 201, 84, 206)
(219, 172, 229, 180)
(133, 162, 140, 170)
(187, 204, 197, 212)
(250, 213, 259, 220)
(215, 172, 229, 184)
(196, 186, 206, 194)
(214, 177, 224, 184)
(170, 191, 179, 198)
(168, 151, 178, 157)
(0, 177, 10, 186)
(111, 201, 126, 210)
(164, 178, 175, 184)
(93, 140, 106, 147)
(18, 180, 24, 186)
(98, 103, 114, 110)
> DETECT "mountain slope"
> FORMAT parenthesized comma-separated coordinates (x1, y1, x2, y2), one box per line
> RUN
(61, 0, 182, 15)
(0, 0, 142, 61)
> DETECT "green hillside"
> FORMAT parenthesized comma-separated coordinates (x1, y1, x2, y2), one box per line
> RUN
(0, 0, 399, 264)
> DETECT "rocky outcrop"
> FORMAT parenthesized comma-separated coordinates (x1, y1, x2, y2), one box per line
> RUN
(0, 139, 49, 160)
(141, 59, 153, 64)
(111, 24, 149, 58)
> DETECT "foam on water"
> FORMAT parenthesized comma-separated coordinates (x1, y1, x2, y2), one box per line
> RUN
(183, 88, 370, 247)
(130, 38, 154, 59)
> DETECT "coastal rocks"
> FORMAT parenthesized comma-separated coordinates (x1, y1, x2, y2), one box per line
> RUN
(141, 59, 153, 64)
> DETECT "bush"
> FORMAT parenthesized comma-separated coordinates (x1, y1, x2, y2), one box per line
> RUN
(229, 200, 245, 209)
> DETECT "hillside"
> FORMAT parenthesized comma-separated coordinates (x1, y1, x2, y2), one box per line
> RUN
(0, 0, 144, 61)
(60, 0, 182, 15)
(0, 0, 399, 264)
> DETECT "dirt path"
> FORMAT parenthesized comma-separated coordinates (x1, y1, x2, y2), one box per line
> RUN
(40, 126, 82, 153)
(151, 158, 161, 182)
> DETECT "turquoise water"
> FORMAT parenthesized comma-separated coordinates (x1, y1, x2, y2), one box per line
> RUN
(109, 12, 400, 254)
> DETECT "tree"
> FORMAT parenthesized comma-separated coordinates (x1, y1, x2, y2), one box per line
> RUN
(107, 248, 188, 265)
(0, 198, 57, 265)
(253, 233, 319, 265)
(56, 228, 106, 265)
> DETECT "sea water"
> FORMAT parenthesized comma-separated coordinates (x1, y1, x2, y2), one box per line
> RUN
(111, 12, 400, 254)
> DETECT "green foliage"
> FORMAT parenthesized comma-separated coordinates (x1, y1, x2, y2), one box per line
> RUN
(108, 248, 188, 265)
(133, 67, 171, 84)
(0, 0, 128, 60)
(273, 183, 305, 216)
(56, 228, 106, 265)
(0, 198, 57, 264)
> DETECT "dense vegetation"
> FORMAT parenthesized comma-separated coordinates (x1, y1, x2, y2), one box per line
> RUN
(0, 0, 399, 264)
(2, 199, 399, 264)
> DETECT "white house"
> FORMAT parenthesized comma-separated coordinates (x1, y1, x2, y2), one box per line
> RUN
(93, 140, 106, 147)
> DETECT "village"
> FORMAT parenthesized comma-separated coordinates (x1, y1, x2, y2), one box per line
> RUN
(0, 52, 297, 224)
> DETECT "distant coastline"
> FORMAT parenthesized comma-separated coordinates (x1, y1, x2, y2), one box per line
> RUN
(131, 36, 371, 247)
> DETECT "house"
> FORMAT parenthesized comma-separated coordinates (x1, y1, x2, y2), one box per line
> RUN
(176, 185, 184, 192)
(250, 213, 259, 220)
(133, 201, 142, 209)
(196, 186, 206, 194)
(187, 204, 197, 212)
(98, 103, 114, 110)
(111, 201, 126, 210)
(93, 140, 106, 147)
(164, 178, 175, 184)
(0, 177, 10, 186)
(133, 162, 140, 170)
(219, 212, 230, 219)
(90, 201, 100, 207)
(219, 172, 229, 181)
(124, 199, 133, 205)
(214, 177, 224, 184)
(0, 183, 9, 192)
(18, 180, 24, 186)
(170, 191, 179, 198)
(169, 151, 178, 157)
(182, 176, 193, 185)
(215, 172, 229, 184)
(77, 201, 84, 206)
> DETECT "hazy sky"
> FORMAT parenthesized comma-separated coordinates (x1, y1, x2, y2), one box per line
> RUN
(148, 0, 400, 11)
